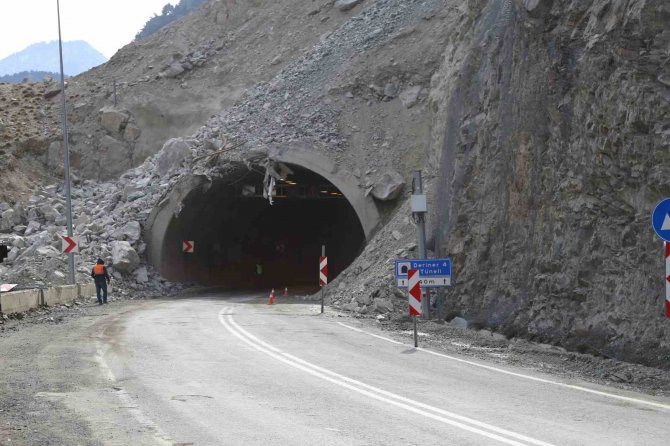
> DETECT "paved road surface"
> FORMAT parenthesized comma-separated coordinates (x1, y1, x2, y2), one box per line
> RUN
(78, 293, 669, 445)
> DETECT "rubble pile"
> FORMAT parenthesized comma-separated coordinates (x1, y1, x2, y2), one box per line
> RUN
(0, 154, 186, 294)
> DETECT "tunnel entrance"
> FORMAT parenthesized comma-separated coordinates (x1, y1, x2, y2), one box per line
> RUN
(159, 164, 366, 289)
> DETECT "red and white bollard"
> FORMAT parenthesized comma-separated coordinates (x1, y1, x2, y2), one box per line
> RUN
(408, 269, 421, 348)
(268, 289, 275, 305)
(284, 287, 288, 297)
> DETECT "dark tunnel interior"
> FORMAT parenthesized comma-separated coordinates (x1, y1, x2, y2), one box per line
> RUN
(161, 164, 367, 290)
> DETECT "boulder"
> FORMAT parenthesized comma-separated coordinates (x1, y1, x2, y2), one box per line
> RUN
(0, 211, 15, 232)
(3, 209, 18, 225)
(111, 241, 140, 273)
(335, 0, 365, 11)
(123, 124, 142, 142)
(373, 298, 394, 313)
(160, 61, 186, 79)
(156, 138, 193, 176)
(10, 235, 26, 248)
(98, 135, 132, 174)
(523, 0, 554, 18)
(40, 205, 62, 223)
(371, 170, 405, 201)
(36, 245, 60, 258)
(112, 221, 141, 242)
(134, 267, 149, 283)
(99, 107, 130, 134)
(342, 302, 359, 312)
(448, 317, 468, 330)
(384, 83, 398, 98)
(355, 293, 373, 306)
(24, 221, 42, 236)
(6, 247, 18, 262)
(399, 86, 422, 109)
(44, 83, 63, 99)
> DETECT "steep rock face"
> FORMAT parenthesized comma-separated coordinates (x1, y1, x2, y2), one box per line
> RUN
(429, 0, 670, 366)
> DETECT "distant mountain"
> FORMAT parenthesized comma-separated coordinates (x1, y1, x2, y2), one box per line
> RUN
(0, 70, 63, 84)
(0, 41, 107, 77)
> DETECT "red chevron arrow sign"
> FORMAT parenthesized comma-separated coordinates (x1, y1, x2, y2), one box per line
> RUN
(183, 240, 194, 253)
(319, 256, 328, 287)
(408, 269, 421, 316)
(319, 256, 328, 286)
(61, 235, 78, 254)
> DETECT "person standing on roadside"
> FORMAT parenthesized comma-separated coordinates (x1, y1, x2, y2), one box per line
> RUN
(91, 258, 111, 305)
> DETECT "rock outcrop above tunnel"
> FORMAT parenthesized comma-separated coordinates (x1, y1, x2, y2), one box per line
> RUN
(156, 138, 194, 176)
(370, 170, 405, 202)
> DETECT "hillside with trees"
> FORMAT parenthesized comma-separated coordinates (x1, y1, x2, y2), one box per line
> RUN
(0, 70, 62, 84)
(135, 0, 208, 40)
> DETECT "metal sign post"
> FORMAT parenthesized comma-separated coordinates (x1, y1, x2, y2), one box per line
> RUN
(666, 243, 670, 318)
(320, 246, 327, 314)
(56, 0, 75, 285)
(412, 171, 429, 319)
(651, 198, 670, 318)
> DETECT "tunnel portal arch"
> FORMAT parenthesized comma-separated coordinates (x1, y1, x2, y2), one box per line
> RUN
(145, 146, 380, 287)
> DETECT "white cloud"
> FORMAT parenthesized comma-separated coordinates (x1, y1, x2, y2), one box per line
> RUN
(0, 0, 173, 60)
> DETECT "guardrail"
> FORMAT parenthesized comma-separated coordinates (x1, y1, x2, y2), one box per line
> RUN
(0, 282, 107, 314)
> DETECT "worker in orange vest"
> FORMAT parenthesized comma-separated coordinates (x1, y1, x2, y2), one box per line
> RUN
(91, 259, 111, 305)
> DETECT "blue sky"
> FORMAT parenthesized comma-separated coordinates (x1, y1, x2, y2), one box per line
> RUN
(0, 0, 174, 60)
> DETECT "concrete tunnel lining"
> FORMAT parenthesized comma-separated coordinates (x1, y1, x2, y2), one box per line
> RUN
(145, 146, 381, 285)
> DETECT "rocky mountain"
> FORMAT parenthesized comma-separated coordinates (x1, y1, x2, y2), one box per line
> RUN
(0, 40, 107, 77)
(0, 0, 668, 368)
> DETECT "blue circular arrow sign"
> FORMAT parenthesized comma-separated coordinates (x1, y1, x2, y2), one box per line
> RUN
(651, 198, 670, 242)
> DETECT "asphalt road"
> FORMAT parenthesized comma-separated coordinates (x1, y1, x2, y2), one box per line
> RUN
(69, 293, 669, 446)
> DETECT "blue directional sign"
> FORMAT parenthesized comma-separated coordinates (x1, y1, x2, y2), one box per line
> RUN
(652, 199, 670, 242)
(395, 258, 452, 288)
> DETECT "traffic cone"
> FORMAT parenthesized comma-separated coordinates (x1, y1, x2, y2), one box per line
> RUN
(268, 289, 275, 305)
(284, 287, 288, 297)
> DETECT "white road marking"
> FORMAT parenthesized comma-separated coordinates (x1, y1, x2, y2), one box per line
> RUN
(219, 307, 555, 446)
(336, 322, 670, 411)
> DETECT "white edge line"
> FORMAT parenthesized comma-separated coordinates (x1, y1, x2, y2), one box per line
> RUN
(336, 322, 670, 411)
(227, 311, 554, 446)
(219, 308, 554, 446)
